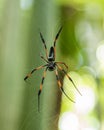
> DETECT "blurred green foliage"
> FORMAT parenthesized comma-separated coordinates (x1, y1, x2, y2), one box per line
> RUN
(0, 0, 104, 130)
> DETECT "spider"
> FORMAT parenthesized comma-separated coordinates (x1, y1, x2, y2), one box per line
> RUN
(24, 26, 81, 111)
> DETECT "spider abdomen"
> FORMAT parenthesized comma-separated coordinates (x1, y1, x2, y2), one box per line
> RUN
(48, 46, 55, 61)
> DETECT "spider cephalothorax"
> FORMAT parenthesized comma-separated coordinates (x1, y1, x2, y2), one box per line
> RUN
(24, 26, 81, 111)
(48, 61, 56, 71)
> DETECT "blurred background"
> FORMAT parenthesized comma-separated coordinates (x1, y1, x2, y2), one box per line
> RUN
(0, 0, 104, 130)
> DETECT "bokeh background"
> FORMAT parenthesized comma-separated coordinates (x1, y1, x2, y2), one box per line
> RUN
(0, 0, 104, 130)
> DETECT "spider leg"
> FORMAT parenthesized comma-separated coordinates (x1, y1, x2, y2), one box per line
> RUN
(38, 67, 47, 112)
(40, 55, 48, 63)
(40, 32, 48, 59)
(53, 26, 63, 57)
(56, 64, 82, 96)
(55, 61, 68, 70)
(54, 69, 75, 103)
(24, 64, 47, 81)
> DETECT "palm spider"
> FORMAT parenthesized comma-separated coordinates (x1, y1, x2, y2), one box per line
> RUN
(24, 27, 81, 111)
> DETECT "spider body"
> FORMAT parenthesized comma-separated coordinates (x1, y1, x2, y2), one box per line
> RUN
(24, 26, 81, 112)
(47, 61, 56, 71)
(48, 46, 55, 61)
(47, 46, 56, 71)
